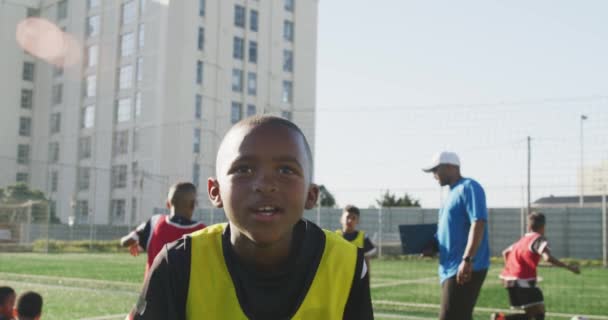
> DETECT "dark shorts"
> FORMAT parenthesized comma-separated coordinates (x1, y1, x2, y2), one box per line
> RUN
(439, 269, 487, 320)
(507, 286, 544, 309)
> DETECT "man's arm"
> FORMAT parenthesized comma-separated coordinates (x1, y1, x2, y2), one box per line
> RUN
(457, 220, 486, 284)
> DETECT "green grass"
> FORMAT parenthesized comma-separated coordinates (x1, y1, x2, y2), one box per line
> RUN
(1, 253, 607, 320)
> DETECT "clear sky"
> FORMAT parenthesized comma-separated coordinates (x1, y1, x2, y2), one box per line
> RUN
(313, 0, 608, 208)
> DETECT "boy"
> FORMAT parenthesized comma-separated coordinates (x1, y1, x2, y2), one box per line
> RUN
(129, 116, 373, 319)
(15, 291, 42, 320)
(492, 212, 580, 320)
(337, 205, 377, 271)
(120, 182, 206, 273)
(0, 287, 15, 320)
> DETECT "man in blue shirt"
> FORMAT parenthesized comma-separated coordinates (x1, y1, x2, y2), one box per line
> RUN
(423, 151, 490, 320)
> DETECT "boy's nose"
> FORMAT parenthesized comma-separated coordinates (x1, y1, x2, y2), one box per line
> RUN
(253, 174, 278, 193)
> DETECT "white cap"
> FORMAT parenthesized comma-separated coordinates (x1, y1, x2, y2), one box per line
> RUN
(422, 151, 460, 172)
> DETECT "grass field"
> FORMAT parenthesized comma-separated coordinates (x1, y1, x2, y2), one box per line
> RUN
(1, 253, 606, 320)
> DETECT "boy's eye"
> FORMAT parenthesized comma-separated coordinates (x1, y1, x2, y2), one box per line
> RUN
(278, 166, 296, 175)
(232, 166, 253, 175)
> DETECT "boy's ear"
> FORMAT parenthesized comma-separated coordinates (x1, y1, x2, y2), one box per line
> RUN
(304, 183, 320, 210)
(207, 178, 223, 208)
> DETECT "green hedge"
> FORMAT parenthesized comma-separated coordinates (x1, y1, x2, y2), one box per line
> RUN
(32, 239, 123, 253)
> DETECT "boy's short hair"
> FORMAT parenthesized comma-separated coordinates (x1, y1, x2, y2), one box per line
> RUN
(16, 291, 42, 318)
(167, 182, 197, 206)
(0, 286, 15, 304)
(344, 205, 360, 217)
(528, 212, 546, 232)
(220, 116, 314, 178)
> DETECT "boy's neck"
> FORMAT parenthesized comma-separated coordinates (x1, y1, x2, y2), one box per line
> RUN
(230, 225, 294, 272)
(169, 209, 192, 220)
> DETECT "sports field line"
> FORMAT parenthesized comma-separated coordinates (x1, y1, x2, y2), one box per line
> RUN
(375, 313, 434, 320)
(1, 279, 139, 296)
(371, 277, 437, 288)
(374, 300, 608, 320)
(79, 314, 126, 320)
(0, 272, 140, 288)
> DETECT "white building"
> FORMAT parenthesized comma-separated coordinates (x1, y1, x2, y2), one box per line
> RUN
(580, 160, 608, 196)
(0, 0, 318, 226)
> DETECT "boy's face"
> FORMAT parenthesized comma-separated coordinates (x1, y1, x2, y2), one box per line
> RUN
(209, 124, 318, 246)
(341, 212, 359, 233)
(0, 293, 15, 318)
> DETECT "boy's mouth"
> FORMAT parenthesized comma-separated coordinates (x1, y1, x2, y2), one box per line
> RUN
(251, 206, 282, 220)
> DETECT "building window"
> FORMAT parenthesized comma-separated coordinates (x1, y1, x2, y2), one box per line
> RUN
(78, 167, 91, 190)
(192, 163, 200, 187)
(120, 32, 135, 57)
(247, 104, 256, 117)
(283, 50, 293, 72)
(282, 80, 293, 103)
(21, 89, 33, 109)
(233, 37, 244, 60)
(139, 0, 147, 15)
(231, 102, 242, 124)
(247, 72, 257, 96)
(196, 60, 203, 84)
(199, 0, 205, 17)
(87, 0, 100, 10)
(17, 145, 30, 164)
(79, 136, 92, 159)
(49, 142, 60, 163)
(82, 105, 95, 128)
(195, 94, 202, 119)
(116, 98, 132, 123)
(234, 5, 246, 28)
(52, 84, 63, 105)
(250, 10, 259, 32)
(122, 1, 136, 25)
(53, 66, 63, 78)
(249, 41, 257, 63)
(133, 129, 140, 152)
(232, 69, 243, 92)
(76, 200, 89, 223)
(86, 15, 100, 37)
(27, 8, 40, 17)
(22, 62, 35, 81)
(57, 0, 68, 20)
(85, 75, 96, 97)
(193, 128, 201, 153)
(113, 130, 129, 155)
(50, 171, 58, 192)
(111, 199, 126, 224)
(131, 197, 137, 224)
(284, 20, 294, 42)
(284, 0, 294, 12)
(50, 113, 61, 134)
(135, 92, 142, 117)
(119, 65, 133, 89)
(86, 45, 98, 67)
(19, 117, 31, 137)
(131, 161, 139, 187)
(138, 24, 145, 49)
(281, 110, 292, 120)
(112, 165, 127, 188)
(16, 173, 29, 184)
(197, 27, 204, 51)
(136, 57, 144, 82)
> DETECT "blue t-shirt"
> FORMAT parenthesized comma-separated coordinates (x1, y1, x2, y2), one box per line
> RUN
(437, 177, 490, 283)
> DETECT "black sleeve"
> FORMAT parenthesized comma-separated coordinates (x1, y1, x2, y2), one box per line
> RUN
(135, 219, 152, 251)
(130, 238, 191, 320)
(343, 249, 374, 320)
(363, 237, 376, 256)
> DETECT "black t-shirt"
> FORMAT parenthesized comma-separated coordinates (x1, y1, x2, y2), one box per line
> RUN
(341, 231, 377, 256)
(130, 220, 373, 320)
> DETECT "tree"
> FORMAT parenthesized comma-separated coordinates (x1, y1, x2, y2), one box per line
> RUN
(0, 183, 59, 223)
(318, 184, 336, 207)
(375, 190, 420, 207)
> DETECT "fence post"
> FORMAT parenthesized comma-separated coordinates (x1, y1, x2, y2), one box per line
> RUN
(378, 206, 383, 258)
(520, 206, 526, 237)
